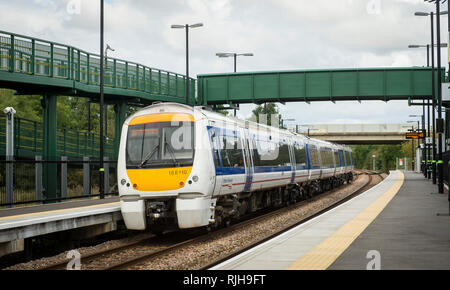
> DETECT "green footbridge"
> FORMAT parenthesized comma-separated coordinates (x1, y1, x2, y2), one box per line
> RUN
(197, 67, 443, 105)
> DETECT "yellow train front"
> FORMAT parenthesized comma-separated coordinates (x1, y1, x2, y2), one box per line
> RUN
(118, 103, 217, 232)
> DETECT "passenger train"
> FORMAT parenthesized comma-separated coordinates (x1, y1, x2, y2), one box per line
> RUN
(118, 103, 354, 232)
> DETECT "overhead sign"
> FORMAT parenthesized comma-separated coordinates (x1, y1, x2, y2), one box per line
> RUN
(406, 132, 424, 139)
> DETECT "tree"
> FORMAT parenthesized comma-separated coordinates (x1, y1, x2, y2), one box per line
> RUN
(214, 105, 229, 116)
(251, 103, 281, 127)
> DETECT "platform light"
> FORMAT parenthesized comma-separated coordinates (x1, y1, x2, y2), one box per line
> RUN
(414, 11, 447, 17)
(216, 52, 254, 116)
(171, 23, 204, 105)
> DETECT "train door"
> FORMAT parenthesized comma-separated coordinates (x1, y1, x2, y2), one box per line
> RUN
(332, 149, 337, 176)
(288, 138, 296, 184)
(242, 127, 254, 192)
(208, 126, 222, 196)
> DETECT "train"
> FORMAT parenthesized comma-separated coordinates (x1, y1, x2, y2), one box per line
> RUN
(118, 103, 354, 232)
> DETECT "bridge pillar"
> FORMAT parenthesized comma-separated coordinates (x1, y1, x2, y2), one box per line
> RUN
(114, 102, 127, 159)
(42, 94, 58, 202)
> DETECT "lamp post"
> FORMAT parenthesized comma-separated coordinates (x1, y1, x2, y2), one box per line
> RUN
(99, 0, 105, 199)
(171, 23, 203, 106)
(436, 1, 444, 193)
(408, 43, 447, 66)
(415, 10, 447, 182)
(416, 7, 448, 191)
(216, 52, 254, 73)
(216, 52, 253, 116)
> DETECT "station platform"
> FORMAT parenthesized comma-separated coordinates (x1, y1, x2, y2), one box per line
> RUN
(0, 197, 121, 257)
(211, 171, 450, 270)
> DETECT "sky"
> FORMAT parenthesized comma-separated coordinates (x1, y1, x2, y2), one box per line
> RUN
(0, 0, 448, 129)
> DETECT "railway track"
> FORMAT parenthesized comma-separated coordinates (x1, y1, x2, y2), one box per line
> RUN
(39, 170, 382, 270)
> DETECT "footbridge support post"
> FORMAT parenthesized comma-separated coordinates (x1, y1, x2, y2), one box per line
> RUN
(114, 101, 127, 159)
(42, 94, 58, 202)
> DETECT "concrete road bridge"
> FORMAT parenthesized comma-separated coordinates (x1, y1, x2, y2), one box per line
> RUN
(297, 123, 416, 145)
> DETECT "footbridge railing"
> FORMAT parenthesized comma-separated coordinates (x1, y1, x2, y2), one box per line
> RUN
(0, 30, 194, 103)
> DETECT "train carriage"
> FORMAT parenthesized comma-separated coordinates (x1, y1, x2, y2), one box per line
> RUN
(118, 103, 353, 231)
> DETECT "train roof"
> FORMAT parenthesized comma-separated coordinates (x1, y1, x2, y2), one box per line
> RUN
(131, 103, 352, 152)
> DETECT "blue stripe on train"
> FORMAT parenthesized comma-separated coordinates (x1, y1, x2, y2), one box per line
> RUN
(216, 165, 292, 176)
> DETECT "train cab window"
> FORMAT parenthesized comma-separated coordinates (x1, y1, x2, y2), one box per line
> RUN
(126, 121, 194, 169)
(294, 142, 308, 169)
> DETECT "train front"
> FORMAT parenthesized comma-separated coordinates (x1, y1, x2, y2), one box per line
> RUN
(117, 105, 216, 231)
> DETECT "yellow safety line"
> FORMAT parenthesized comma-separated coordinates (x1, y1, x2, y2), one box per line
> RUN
(0, 201, 120, 221)
(286, 171, 404, 270)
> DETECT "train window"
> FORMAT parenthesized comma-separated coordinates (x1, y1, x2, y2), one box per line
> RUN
(210, 131, 221, 168)
(162, 125, 194, 160)
(320, 148, 334, 168)
(344, 151, 351, 166)
(309, 144, 321, 168)
(277, 142, 291, 166)
(126, 121, 195, 169)
(220, 135, 244, 168)
(256, 140, 278, 166)
(349, 151, 353, 166)
(333, 150, 340, 167)
(294, 143, 307, 168)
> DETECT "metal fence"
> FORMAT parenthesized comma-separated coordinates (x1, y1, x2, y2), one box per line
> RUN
(0, 157, 118, 208)
(0, 115, 117, 159)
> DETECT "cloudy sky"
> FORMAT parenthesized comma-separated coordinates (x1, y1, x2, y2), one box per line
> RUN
(0, 0, 448, 129)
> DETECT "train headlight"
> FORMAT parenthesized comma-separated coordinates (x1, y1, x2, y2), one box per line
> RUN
(121, 179, 127, 186)
(192, 175, 199, 182)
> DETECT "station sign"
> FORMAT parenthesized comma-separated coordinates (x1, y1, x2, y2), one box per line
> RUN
(406, 132, 424, 139)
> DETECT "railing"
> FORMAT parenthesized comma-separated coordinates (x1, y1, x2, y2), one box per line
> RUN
(0, 115, 116, 159)
(0, 158, 118, 207)
(0, 30, 195, 101)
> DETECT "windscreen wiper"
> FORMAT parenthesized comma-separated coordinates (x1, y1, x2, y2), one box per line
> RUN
(139, 143, 160, 168)
(164, 136, 180, 167)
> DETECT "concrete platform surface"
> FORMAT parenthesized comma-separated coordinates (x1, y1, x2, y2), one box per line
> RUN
(0, 197, 121, 257)
(330, 171, 450, 270)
